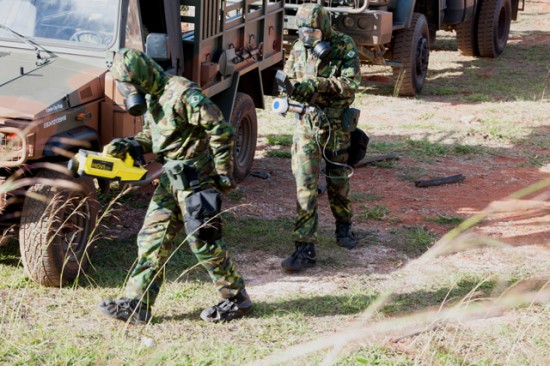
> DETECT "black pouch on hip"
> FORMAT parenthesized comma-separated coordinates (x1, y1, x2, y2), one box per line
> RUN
(164, 160, 192, 190)
(184, 188, 222, 242)
(347, 128, 370, 167)
(342, 107, 360, 132)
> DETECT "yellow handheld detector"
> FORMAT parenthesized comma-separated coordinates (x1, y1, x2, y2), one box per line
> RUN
(69, 147, 147, 183)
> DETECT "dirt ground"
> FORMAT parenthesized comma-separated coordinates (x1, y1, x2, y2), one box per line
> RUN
(233, 149, 550, 243)
(228, 139, 549, 300)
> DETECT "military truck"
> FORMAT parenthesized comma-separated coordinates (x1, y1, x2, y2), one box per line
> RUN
(284, 0, 523, 96)
(0, 0, 284, 286)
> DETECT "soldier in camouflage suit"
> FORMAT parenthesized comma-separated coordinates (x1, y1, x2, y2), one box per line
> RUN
(98, 48, 252, 324)
(281, 3, 361, 272)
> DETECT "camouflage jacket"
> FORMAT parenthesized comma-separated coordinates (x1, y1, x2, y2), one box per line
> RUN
(135, 77, 234, 175)
(109, 48, 234, 176)
(284, 31, 361, 109)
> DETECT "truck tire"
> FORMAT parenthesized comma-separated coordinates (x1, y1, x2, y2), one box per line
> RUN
(392, 13, 430, 97)
(477, 0, 512, 57)
(230, 92, 257, 181)
(456, 16, 480, 56)
(19, 169, 98, 287)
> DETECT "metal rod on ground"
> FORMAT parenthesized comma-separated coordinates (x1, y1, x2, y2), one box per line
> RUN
(414, 174, 465, 187)
(354, 152, 400, 168)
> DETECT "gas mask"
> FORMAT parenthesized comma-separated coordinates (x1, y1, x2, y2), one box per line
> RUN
(115, 81, 147, 116)
(298, 27, 332, 60)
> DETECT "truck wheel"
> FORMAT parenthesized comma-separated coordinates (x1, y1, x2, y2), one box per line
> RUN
(19, 169, 98, 287)
(477, 0, 512, 57)
(392, 13, 430, 97)
(230, 92, 257, 181)
(456, 16, 480, 56)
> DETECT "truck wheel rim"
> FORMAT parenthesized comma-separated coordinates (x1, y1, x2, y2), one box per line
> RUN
(415, 36, 429, 83)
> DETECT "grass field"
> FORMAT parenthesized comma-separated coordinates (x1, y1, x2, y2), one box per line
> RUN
(1, 1, 549, 365)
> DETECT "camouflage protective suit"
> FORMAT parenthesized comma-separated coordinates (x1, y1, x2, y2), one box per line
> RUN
(108, 48, 244, 308)
(284, 3, 361, 246)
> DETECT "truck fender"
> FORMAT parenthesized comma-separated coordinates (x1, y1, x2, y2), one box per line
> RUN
(237, 67, 264, 110)
(43, 126, 99, 157)
(211, 72, 239, 122)
(395, 0, 416, 28)
(211, 66, 264, 121)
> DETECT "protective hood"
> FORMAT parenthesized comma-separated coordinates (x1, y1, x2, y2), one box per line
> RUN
(109, 48, 168, 96)
(295, 3, 333, 40)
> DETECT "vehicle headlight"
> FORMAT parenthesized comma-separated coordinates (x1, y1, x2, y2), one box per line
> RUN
(0, 127, 30, 167)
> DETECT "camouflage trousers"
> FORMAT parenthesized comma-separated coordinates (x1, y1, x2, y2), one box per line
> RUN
(291, 109, 353, 245)
(125, 174, 244, 307)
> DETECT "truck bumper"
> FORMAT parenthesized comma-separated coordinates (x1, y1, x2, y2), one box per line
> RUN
(333, 11, 393, 46)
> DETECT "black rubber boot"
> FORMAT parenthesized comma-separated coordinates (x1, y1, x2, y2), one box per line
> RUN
(200, 289, 253, 323)
(281, 242, 316, 272)
(335, 222, 357, 249)
(98, 298, 151, 325)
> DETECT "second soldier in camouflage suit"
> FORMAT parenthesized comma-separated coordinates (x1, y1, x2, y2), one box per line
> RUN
(281, 3, 361, 272)
(98, 48, 252, 324)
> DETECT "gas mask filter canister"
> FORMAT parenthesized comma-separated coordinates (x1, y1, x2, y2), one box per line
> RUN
(311, 40, 332, 60)
(115, 81, 147, 116)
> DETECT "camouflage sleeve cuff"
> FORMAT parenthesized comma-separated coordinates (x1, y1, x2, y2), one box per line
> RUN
(211, 142, 233, 176)
(317, 77, 330, 93)
(134, 119, 153, 153)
